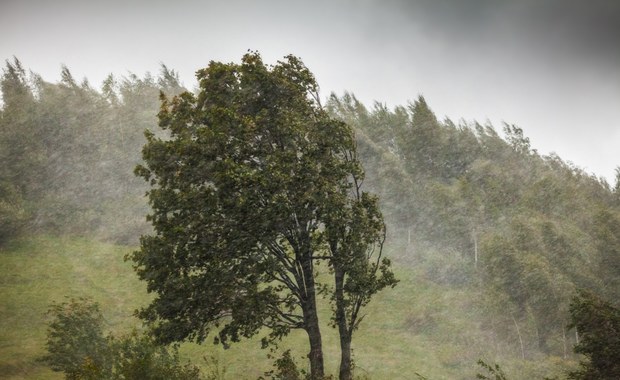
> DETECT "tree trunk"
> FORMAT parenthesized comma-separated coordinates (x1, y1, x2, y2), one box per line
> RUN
(300, 253, 324, 380)
(335, 267, 353, 380)
(304, 311, 324, 380)
(473, 230, 478, 268)
(339, 332, 352, 380)
(512, 315, 525, 360)
(407, 227, 411, 246)
(562, 325, 568, 359)
(534, 319, 550, 353)
(575, 328, 579, 344)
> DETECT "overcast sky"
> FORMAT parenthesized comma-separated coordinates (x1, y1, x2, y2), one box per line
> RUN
(1, 0, 619, 183)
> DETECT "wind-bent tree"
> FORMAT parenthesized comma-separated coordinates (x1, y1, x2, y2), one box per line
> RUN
(132, 52, 395, 379)
(324, 171, 397, 380)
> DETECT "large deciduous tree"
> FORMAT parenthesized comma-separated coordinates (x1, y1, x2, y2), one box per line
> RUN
(131, 52, 395, 379)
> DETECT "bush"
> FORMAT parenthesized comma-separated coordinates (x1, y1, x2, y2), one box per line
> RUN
(43, 298, 203, 379)
(111, 330, 202, 380)
(42, 298, 111, 379)
(261, 350, 305, 380)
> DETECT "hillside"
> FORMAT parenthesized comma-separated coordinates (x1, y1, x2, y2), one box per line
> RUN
(1, 59, 619, 379)
(0, 236, 578, 379)
(327, 92, 620, 371)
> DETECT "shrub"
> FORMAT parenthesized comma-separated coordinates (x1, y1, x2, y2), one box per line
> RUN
(43, 298, 203, 379)
(42, 298, 111, 379)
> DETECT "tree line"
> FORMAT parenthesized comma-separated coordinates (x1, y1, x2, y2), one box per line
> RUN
(0, 57, 184, 245)
(328, 92, 620, 360)
(2, 52, 620, 378)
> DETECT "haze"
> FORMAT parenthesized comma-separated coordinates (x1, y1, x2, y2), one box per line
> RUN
(1, 0, 618, 182)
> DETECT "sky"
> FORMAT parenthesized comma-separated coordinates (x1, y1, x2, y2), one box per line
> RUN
(1, 0, 619, 183)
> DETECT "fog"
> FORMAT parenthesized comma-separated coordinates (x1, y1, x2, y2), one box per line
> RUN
(1, 0, 618, 181)
(2, 2, 620, 378)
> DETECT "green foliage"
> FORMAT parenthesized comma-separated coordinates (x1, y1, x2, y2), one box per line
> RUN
(0, 180, 26, 245)
(109, 330, 203, 380)
(43, 297, 203, 380)
(592, 209, 620, 301)
(132, 52, 395, 380)
(202, 356, 228, 380)
(568, 290, 620, 379)
(42, 298, 111, 379)
(3, 55, 620, 379)
(0, 235, 581, 379)
(327, 91, 619, 363)
(0, 58, 185, 244)
(476, 359, 509, 380)
(262, 350, 305, 380)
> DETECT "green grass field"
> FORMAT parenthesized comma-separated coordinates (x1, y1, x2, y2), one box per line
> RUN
(0, 236, 575, 379)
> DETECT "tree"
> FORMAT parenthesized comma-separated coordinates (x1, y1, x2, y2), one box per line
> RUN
(613, 167, 620, 205)
(321, 147, 397, 379)
(0, 180, 26, 246)
(397, 96, 442, 177)
(568, 290, 620, 379)
(132, 52, 395, 379)
(592, 209, 620, 301)
(0, 58, 39, 241)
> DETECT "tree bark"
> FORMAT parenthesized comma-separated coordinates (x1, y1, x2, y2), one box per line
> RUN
(300, 252, 324, 380)
(339, 332, 352, 380)
(304, 310, 324, 380)
(335, 267, 353, 380)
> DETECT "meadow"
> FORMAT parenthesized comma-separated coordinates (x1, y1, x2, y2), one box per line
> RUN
(0, 236, 574, 379)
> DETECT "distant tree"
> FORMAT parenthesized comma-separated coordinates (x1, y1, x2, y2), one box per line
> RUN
(568, 290, 620, 380)
(326, 94, 414, 246)
(0, 58, 41, 213)
(132, 52, 395, 380)
(592, 209, 620, 301)
(613, 167, 620, 203)
(0, 58, 186, 242)
(398, 96, 442, 177)
(0, 180, 26, 246)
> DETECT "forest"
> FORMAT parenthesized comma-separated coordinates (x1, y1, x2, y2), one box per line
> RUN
(1, 54, 619, 380)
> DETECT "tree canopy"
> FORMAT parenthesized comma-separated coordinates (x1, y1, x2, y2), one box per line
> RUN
(568, 291, 620, 380)
(132, 52, 395, 380)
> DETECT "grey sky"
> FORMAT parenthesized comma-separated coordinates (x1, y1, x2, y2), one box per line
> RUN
(1, 0, 619, 183)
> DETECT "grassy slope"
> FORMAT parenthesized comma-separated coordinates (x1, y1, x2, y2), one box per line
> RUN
(0, 236, 148, 379)
(0, 236, 575, 379)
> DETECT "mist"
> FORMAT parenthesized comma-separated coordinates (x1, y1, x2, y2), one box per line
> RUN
(1, 0, 618, 181)
(1, 1, 620, 379)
